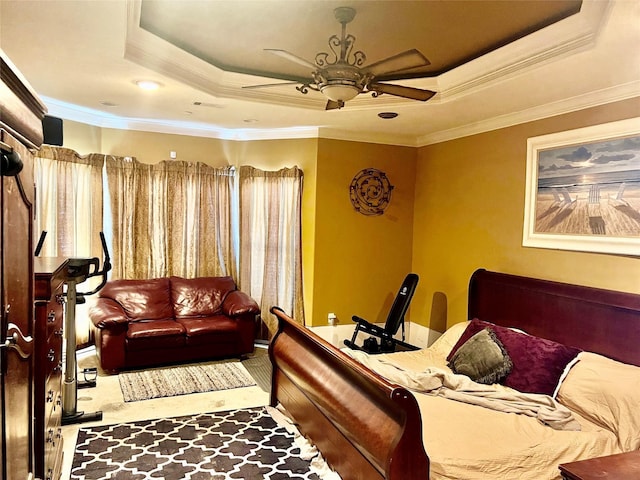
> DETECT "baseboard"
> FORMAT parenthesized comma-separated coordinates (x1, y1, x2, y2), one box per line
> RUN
(308, 322, 442, 349)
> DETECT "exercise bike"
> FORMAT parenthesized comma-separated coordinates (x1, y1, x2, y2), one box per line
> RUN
(60, 232, 111, 425)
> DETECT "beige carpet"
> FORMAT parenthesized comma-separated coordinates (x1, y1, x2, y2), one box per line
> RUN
(118, 361, 256, 402)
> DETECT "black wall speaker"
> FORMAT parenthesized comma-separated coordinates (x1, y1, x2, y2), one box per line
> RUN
(42, 115, 63, 146)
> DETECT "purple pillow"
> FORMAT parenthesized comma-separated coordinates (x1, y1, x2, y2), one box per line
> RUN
(448, 318, 581, 396)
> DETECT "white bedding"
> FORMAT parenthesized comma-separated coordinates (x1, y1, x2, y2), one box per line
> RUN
(343, 323, 627, 480)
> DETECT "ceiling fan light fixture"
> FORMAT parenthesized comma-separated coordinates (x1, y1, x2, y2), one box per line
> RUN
(255, 6, 435, 108)
(320, 84, 360, 102)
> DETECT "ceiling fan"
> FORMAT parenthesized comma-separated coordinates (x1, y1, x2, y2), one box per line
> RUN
(244, 6, 436, 110)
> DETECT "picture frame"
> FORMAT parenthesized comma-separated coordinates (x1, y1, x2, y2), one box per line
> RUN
(523, 117, 640, 256)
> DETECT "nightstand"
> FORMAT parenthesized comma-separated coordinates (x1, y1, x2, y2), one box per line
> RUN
(559, 451, 640, 480)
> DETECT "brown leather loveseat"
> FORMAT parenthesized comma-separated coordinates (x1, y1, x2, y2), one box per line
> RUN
(89, 276, 260, 372)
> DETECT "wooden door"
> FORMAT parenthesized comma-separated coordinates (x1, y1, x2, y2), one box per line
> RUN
(1, 135, 35, 480)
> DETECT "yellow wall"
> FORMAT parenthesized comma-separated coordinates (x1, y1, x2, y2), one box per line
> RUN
(312, 139, 417, 326)
(412, 97, 640, 331)
(63, 121, 102, 154)
(101, 128, 232, 165)
(62, 96, 640, 332)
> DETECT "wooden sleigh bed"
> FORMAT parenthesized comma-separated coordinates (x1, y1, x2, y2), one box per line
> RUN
(268, 269, 640, 480)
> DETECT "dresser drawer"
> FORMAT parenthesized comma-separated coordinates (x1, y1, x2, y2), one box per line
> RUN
(44, 330, 63, 379)
(44, 374, 62, 421)
(43, 410, 62, 480)
(45, 294, 64, 338)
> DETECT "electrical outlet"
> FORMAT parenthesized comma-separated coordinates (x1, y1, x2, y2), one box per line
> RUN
(328, 312, 337, 325)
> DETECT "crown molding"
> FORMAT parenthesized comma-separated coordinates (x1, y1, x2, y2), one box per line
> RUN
(437, 0, 611, 101)
(417, 81, 640, 146)
(44, 78, 640, 147)
(42, 96, 321, 141)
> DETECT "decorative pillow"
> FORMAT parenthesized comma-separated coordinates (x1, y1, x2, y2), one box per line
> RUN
(447, 318, 581, 396)
(448, 328, 513, 384)
(557, 352, 640, 451)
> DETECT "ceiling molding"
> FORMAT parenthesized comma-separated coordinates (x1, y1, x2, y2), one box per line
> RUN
(437, 0, 610, 100)
(417, 80, 640, 146)
(46, 78, 640, 148)
(42, 96, 321, 141)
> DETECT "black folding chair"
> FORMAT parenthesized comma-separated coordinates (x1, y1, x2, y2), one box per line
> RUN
(344, 273, 420, 353)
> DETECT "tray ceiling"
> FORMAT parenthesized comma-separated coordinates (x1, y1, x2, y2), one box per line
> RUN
(1, 0, 638, 146)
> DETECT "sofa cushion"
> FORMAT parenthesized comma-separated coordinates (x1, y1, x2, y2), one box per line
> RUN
(177, 316, 240, 346)
(127, 320, 186, 350)
(99, 278, 174, 321)
(171, 276, 237, 318)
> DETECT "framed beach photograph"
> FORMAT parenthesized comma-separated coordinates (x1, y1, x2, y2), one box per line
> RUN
(523, 117, 640, 256)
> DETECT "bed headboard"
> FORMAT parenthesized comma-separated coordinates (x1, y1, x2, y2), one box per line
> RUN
(468, 269, 640, 366)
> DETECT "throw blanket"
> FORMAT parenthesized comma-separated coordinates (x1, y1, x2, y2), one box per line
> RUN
(345, 349, 581, 431)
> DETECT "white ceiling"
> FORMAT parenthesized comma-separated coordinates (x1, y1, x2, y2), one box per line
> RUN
(1, 0, 639, 147)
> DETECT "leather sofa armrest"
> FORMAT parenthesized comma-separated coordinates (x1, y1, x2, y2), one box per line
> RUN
(89, 298, 130, 329)
(222, 290, 260, 317)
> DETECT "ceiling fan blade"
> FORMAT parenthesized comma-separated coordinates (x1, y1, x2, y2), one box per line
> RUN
(264, 49, 317, 70)
(364, 49, 430, 77)
(242, 81, 301, 90)
(325, 100, 344, 110)
(368, 82, 436, 102)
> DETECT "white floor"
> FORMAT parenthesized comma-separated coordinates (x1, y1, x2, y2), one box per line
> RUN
(60, 348, 270, 480)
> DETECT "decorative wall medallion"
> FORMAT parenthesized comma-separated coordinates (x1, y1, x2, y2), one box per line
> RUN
(349, 168, 394, 216)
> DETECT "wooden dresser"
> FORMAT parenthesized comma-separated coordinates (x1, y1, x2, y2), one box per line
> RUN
(1, 49, 48, 480)
(559, 451, 640, 480)
(34, 258, 68, 480)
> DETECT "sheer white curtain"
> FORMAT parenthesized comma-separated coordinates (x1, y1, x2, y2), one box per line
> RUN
(34, 146, 105, 347)
(239, 166, 304, 336)
(105, 157, 237, 279)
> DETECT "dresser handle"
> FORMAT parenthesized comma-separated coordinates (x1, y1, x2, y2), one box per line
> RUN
(54, 328, 63, 337)
(46, 389, 54, 402)
(47, 349, 55, 362)
(47, 311, 56, 323)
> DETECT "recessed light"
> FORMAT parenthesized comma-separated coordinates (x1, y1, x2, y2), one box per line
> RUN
(135, 80, 161, 91)
(378, 112, 398, 119)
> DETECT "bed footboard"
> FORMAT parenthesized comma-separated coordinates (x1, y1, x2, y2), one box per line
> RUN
(269, 307, 429, 480)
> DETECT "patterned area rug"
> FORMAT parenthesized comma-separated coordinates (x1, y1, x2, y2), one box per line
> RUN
(118, 362, 256, 402)
(71, 407, 322, 480)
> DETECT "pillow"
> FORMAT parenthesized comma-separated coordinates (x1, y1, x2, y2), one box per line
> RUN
(428, 321, 470, 358)
(448, 328, 513, 384)
(448, 319, 581, 396)
(557, 352, 640, 451)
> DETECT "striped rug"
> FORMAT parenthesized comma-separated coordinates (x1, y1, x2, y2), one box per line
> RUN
(118, 361, 256, 402)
